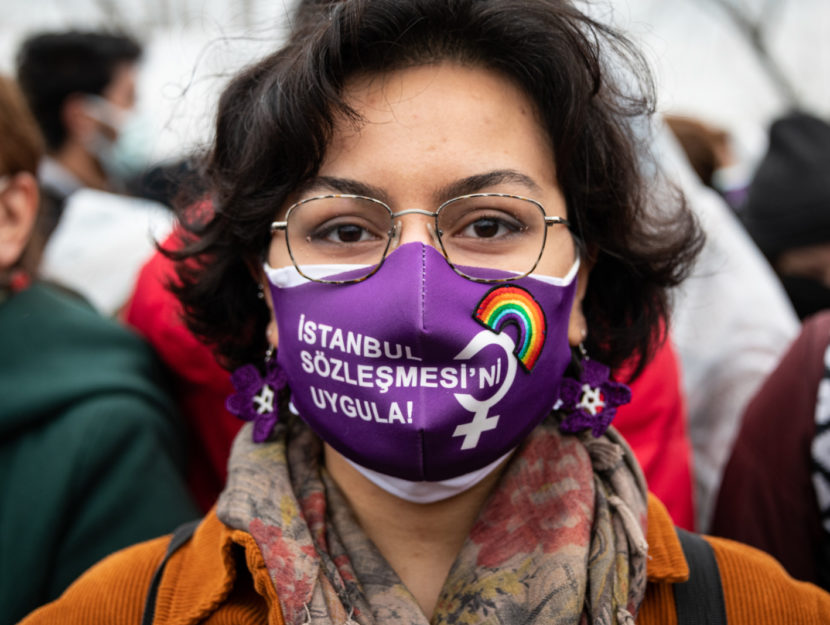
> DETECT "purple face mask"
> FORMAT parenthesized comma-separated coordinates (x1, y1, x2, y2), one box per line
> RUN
(265, 242, 577, 482)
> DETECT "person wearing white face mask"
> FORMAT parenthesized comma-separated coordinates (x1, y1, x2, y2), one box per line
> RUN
(80, 92, 153, 189)
(15, 31, 173, 315)
(16, 31, 144, 197)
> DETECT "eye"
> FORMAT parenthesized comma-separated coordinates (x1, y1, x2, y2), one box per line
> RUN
(290, 196, 392, 248)
(330, 224, 369, 243)
(308, 217, 386, 244)
(452, 209, 525, 240)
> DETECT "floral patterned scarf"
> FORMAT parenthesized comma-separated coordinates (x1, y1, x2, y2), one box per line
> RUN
(216, 414, 649, 625)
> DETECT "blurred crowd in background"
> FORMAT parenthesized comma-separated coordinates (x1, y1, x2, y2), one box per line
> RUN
(2, 0, 830, 622)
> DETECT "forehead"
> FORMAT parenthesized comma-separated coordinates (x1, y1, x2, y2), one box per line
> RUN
(345, 61, 535, 112)
(319, 63, 557, 193)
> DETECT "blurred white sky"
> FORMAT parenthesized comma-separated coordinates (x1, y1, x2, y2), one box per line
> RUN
(1, 0, 828, 164)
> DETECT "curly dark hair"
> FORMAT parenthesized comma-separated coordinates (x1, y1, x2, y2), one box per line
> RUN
(171, 0, 704, 377)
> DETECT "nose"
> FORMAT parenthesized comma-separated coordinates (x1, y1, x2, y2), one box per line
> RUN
(389, 210, 442, 249)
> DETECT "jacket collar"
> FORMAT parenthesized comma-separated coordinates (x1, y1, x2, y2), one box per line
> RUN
(153, 510, 284, 624)
(645, 493, 690, 583)
(155, 496, 689, 623)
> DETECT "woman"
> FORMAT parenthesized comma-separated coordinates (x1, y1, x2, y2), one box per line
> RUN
(21, 1, 830, 623)
(0, 74, 199, 624)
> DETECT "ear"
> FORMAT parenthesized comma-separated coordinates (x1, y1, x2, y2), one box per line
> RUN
(0, 172, 39, 270)
(567, 260, 591, 347)
(255, 266, 280, 349)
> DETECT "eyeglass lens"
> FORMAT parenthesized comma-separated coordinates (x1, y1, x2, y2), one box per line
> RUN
(284, 195, 556, 283)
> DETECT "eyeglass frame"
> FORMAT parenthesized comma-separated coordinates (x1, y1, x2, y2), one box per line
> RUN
(269, 192, 572, 284)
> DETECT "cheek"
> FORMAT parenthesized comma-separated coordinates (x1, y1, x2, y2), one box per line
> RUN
(535, 235, 578, 279)
(98, 122, 119, 142)
(268, 232, 293, 269)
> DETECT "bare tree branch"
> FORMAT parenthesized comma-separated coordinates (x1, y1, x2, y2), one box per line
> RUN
(703, 0, 801, 108)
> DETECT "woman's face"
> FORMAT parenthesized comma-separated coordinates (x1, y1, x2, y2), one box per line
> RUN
(266, 62, 588, 345)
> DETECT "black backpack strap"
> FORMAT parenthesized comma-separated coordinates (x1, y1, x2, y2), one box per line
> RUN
(673, 528, 728, 625)
(140, 519, 201, 625)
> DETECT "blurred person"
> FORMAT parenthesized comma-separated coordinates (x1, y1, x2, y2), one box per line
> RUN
(16, 31, 144, 199)
(654, 115, 800, 531)
(712, 311, 830, 591)
(665, 113, 751, 212)
(614, 334, 695, 530)
(123, 225, 236, 513)
(22, 2, 830, 624)
(15, 30, 174, 315)
(742, 111, 830, 319)
(0, 74, 199, 625)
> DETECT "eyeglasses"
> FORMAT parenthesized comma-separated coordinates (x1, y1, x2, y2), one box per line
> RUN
(270, 193, 571, 284)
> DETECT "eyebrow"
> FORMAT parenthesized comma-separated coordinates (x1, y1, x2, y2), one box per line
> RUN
(302, 169, 543, 205)
(300, 176, 388, 201)
(436, 170, 543, 199)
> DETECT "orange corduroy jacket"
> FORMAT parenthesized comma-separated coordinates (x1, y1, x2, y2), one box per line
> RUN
(20, 495, 830, 624)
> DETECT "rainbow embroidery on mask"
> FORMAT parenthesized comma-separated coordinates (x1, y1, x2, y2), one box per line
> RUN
(474, 285, 547, 372)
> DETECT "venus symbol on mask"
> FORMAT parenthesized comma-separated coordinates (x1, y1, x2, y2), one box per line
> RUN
(452, 286, 547, 450)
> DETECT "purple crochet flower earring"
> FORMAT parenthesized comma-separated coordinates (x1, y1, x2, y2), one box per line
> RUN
(558, 344, 631, 437)
(226, 339, 288, 443)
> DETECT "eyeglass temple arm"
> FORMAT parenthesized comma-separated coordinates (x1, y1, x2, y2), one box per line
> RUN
(544, 216, 570, 227)
(270, 221, 287, 232)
